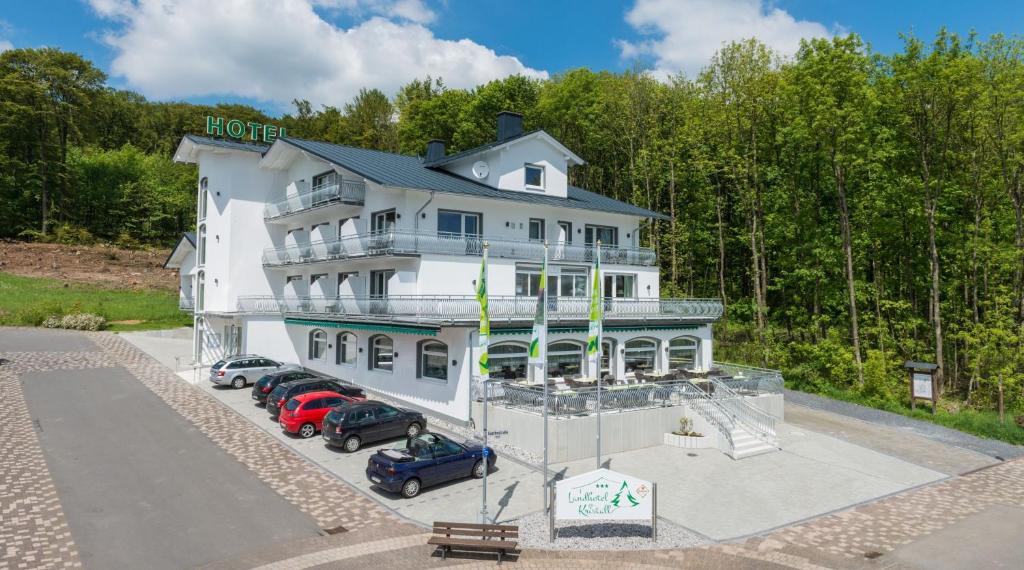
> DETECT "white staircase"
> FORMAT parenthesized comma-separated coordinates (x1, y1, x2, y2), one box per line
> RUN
(728, 427, 778, 459)
(682, 380, 780, 460)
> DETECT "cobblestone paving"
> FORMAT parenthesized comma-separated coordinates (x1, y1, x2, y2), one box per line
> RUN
(0, 351, 114, 570)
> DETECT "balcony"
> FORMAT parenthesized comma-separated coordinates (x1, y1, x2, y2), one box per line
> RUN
(264, 180, 366, 220)
(263, 231, 658, 267)
(235, 295, 723, 324)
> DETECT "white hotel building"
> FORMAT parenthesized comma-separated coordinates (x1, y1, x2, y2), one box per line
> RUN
(167, 112, 724, 424)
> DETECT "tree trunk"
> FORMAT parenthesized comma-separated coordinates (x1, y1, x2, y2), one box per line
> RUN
(835, 162, 863, 385)
(715, 179, 728, 316)
(926, 191, 945, 395)
(669, 162, 678, 287)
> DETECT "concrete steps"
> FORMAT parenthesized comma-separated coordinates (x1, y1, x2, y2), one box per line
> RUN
(728, 429, 778, 459)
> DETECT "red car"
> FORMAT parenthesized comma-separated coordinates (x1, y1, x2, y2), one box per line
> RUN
(279, 391, 363, 438)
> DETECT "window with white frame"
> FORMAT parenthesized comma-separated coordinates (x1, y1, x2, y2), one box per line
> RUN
(668, 336, 699, 370)
(601, 338, 616, 377)
(336, 331, 357, 366)
(515, 265, 542, 296)
(624, 338, 657, 372)
(524, 164, 545, 189)
(555, 269, 587, 297)
(370, 335, 394, 372)
(418, 341, 448, 381)
(196, 271, 205, 311)
(198, 224, 207, 266)
(309, 329, 327, 360)
(199, 177, 208, 220)
(311, 273, 328, 286)
(548, 341, 584, 377)
(491, 343, 528, 380)
(528, 218, 545, 242)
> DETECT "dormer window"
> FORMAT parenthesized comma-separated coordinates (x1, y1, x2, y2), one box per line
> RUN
(524, 164, 545, 189)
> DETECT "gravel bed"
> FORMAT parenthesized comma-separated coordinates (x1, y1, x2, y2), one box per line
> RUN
(513, 512, 708, 551)
(783, 389, 1024, 459)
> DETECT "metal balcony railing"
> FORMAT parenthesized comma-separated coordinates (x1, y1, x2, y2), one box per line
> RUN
(263, 230, 658, 267)
(235, 295, 724, 322)
(264, 180, 366, 220)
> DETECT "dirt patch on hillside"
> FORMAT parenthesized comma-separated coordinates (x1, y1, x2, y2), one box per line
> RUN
(0, 241, 178, 292)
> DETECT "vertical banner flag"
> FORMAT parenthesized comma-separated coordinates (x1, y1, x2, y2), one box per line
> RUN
(529, 245, 548, 364)
(476, 244, 490, 379)
(587, 242, 603, 358)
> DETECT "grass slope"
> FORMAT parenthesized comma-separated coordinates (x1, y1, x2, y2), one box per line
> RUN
(0, 272, 191, 332)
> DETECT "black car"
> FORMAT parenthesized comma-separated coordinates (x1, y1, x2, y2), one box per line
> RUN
(251, 369, 320, 405)
(322, 401, 425, 452)
(266, 378, 365, 417)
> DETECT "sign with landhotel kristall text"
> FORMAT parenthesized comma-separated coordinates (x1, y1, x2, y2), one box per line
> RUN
(555, 468, 653, 520)
(205, 115, 287, 143)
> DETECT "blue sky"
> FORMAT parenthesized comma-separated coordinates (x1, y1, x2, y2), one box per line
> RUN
(1, 1, 1022, 115)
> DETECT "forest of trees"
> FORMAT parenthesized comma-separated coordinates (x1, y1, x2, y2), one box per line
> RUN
(2, 31, 1024, 422)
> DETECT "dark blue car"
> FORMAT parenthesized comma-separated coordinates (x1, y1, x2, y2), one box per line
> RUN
(366, 433, 496, 498)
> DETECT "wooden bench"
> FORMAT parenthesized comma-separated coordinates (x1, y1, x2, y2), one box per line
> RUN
(428, 521, 519, 564)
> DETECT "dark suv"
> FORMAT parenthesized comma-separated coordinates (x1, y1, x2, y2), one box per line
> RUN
(251, 370, 320, 405)
(266, 378, 365, 417)
(322, 401, 425, 452)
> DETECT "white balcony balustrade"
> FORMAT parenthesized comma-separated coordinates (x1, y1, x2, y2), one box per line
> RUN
(263, 230, 658, 267)
(264, 180, 366, 220)
(235, 294, 723, 323)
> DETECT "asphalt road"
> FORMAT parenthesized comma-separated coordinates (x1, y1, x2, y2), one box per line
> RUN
(20, 364, 321, 570)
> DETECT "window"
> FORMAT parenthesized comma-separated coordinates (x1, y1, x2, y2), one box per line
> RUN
(585, 225, 618, 247)
(348, 407, 375, 425)
(515, 266, 542, 296)
(371, 209, 396, 233)
(528, 218, 545, 242)
(418, 341, 448, 381)
(312, 170, 337, 191)
(524, 164, 545, 188)
(198, 224, 207, 266)
(558, 221, 572, 244)
(491, 343, 528, 380)
(370, 335, 394, 372)
(309, 329, 327, 360)
(624, 338, 658, 373)
(337, 272, 358, 295)
(438, 210, 481, 236)
(433, 439, 464, 458)
(375, 405, 400, 420)
(199, 177, 208, 220)
(601, 339, 616, 377)
(604, 274, 636, 298)
(311, 273, 328, 285)
(547, 341, 584, 377)
(336, 332, 357, 366)
(668, 337, 699, 370)
(556, 270, 587, 297)
(286, 275, 303, 284)
(196, 271, 205, 311)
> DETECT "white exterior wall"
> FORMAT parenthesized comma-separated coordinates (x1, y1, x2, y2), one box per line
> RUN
(444, 136, 570, 198)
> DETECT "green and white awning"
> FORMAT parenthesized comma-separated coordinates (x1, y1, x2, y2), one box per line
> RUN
(492, 324, 699, 336)
(284, 318, 438, 336)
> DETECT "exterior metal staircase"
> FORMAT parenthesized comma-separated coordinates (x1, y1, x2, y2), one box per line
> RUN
(682, 379, 779, 460)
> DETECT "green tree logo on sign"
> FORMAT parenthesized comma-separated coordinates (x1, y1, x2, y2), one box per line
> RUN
(610, 480, 639, 508)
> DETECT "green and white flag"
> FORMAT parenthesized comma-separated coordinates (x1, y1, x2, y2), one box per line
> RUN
(528, 245, 548, 364)
(476, 245, 490, 379)
(587, 243, 603, 357)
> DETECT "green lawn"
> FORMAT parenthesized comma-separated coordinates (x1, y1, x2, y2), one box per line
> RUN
(0, 272, 192, 332)
(791, 382, 1024, 447)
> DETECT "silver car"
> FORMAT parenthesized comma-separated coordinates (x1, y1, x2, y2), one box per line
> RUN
(209, 355, 300, 389)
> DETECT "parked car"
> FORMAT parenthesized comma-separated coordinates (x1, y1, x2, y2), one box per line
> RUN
(278, 390, 361, 438)
(322, 401, 425, 452)
(209, 355, 299, 389)
(266, 378, 365, 417)
(251, 370, 320, 405)
(365, 432, 495, 498)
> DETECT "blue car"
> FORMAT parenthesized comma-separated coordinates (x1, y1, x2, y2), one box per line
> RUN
(366, 433, 496, 498)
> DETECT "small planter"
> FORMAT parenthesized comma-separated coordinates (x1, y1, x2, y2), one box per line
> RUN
(664, 432, 710, 449)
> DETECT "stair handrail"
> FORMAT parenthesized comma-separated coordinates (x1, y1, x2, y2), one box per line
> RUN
(677, 381, 735, 451)
(709, 377, 777, 444)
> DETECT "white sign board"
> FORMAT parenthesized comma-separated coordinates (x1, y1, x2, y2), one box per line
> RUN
(555, 468, 653, 520)
(913, 372, 933, 399)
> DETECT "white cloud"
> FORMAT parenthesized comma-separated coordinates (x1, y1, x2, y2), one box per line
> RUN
(88, 0, 545, 109)
(619, 0, 835, 78)
(0, 40, 12, 53)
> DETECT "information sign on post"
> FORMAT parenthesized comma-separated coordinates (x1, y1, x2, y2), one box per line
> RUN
(904, 361, 938, 414)
(550, 468, 657, 542)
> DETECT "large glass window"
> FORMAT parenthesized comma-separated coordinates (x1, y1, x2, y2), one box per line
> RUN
(491, 343, 528, 380)
(515, 266, 543, 296)
(556, 270, 587, 297)
(309, 329, 327, 360)
(437, 210, 481, 236)
(604, 274, 636, 298)
(548, 341, 584, 377)
(528, 218, 545, 242)
(370, 335, 394, 372)
(585, 225, 619, 246)
(336, 332, 357, 366)
(419, 341, 448, 381)
(624, 338, 657, 373)
(668, 337, 699, 370)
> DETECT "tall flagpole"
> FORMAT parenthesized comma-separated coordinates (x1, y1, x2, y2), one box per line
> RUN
(593, 240, 603, 469)
(534, 240, 550, 511)
(477, 242, 490, 524)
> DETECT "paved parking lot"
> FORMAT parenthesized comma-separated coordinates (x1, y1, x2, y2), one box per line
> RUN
(194, 377, 545, 526)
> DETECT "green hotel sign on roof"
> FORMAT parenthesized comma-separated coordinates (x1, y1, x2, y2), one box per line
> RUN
(206, 115, 286, 143)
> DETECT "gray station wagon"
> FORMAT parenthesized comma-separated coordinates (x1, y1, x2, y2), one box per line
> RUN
(209, 355, 300, 389)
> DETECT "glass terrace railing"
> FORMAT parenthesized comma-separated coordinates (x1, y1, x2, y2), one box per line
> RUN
(264, 180, 366, 220)
(179, 297, 195, 311)
(235, 295, 723, 322)
(263, 230, 658, 267)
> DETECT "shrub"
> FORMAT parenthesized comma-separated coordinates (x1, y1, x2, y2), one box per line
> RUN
(42, 313, 106, 331)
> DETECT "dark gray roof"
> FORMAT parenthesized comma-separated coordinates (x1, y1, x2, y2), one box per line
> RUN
(281, 137, 670, 221)
(421, 130, 539, 167)
(163, 231, 197, 269)
(184, 134, 270, 154)
(184, 231, 196, 246)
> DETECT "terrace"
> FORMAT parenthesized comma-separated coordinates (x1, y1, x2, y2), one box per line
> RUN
(264, 180, 366, 221)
